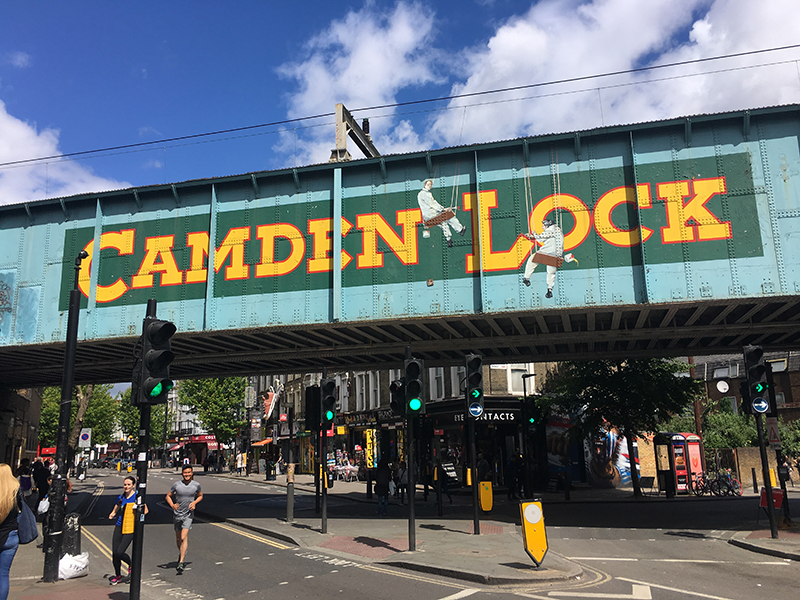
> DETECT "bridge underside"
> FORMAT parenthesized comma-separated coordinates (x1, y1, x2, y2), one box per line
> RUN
(2, 296, 800, 388)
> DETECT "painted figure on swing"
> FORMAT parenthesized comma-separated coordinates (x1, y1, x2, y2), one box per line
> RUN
(417, 179, 466, 247)
(522, 218, 578, 298)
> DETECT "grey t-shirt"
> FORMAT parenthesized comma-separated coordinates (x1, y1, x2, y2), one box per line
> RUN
(169, 479, 201, 518)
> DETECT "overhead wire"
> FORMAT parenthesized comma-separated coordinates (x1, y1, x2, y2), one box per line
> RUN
(1, 43, 799, 170)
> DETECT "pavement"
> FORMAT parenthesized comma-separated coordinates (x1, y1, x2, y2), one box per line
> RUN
(9, 468, 800, 599)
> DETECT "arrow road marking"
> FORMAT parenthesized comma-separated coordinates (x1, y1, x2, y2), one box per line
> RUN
(439, 590, 479, 600)
(549, 584, 651, 599)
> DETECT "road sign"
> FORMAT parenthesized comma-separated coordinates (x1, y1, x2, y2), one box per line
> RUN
(78, 428, 92, 448)
(468, 402, 484, 417)
(519, 500, 548, 566)
(752, 397, 769, 413)
(766, 417, 781, 450)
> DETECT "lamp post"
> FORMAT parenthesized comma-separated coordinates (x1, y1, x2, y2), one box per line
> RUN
(43, 250, 88, 582)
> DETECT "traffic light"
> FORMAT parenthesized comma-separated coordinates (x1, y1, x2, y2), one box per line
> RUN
(320, 378, 337, 425)
(305, 385, 320, 431)
(390, 379, 405, 416)
(522, 399, 540, 433)
(739, 381, 753, 415)
(743, 345, 768, 402)
(404, 357, 425, 414)
(465, 353, 483, 414)
(137, 317, 176, 405)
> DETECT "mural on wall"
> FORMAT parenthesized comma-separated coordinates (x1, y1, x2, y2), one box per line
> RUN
(417, 179, 467, 247)
(585, 429, 640, 488)
(55, 151, 760, 311)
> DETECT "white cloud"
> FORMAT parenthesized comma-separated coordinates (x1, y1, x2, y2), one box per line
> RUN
(3, 51, 32, 68)
(431, 0, 800, 145)
(0, 100, 130, 206)
(277, 0, 800, 163)
(276, 1, 444, 164)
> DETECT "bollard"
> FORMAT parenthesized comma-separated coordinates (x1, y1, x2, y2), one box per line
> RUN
(752, 467, 758, 494)
(365, 468, 373, 499)
(62, 513, 81, 558)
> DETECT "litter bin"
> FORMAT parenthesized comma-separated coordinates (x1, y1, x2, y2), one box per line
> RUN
(266, 461, 276, 481)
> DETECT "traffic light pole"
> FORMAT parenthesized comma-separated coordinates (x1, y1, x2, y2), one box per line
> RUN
(321, 369, 328, 534)
(469, 415, 480, 535)
(407, 415, 416, 551)
(286, 407, 294, 523)
(130, 299, 157, 600)
(755, 413, 779, 539)
(43, 250, 88, 582)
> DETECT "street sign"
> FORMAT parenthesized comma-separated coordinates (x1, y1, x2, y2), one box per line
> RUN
(468, 402, 484, 417)
(766, 417, 781, 450)
(244, 386, 256, 408)
(519, 500, 548, 566)
(78, 428, 92, 448)
(752, 397, 769, 413)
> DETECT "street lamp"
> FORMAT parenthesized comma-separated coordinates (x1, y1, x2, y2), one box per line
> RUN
(44, 250, 88, 582)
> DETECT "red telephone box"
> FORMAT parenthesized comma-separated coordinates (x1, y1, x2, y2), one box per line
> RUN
(654, 432, 704, 497)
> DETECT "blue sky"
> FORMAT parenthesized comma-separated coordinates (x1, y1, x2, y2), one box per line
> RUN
(1, 0, 799, 206)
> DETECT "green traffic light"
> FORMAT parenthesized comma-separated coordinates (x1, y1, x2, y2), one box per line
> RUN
(754, 382, 767, 393)
(148, 379, 174, 397)
(408, 398, 422, 412)
(528, 417, 535, 424)
(325, 409, 335, 420)
(471, 389, 482, 399)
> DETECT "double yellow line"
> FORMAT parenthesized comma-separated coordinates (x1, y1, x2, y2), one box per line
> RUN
(82, 526, 117, 565)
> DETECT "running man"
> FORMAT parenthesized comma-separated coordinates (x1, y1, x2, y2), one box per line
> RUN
(165, 465, 203, 574)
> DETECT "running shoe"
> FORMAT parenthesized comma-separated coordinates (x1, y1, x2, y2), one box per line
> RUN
(176, 562, 184, 573)
(109, 576, 122, 585)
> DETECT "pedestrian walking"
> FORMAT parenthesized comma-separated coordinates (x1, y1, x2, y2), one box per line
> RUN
(235, 452, 243, 476)
(0, 464, 22, 600)
(166, 465, 203, 574)
(374, 459, 391, 516)
(397, 461, 409, 505)
(32, 459, 49, 512)
(107, 476, 148, 585)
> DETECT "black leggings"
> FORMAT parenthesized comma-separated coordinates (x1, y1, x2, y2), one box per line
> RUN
(112, 525, 133, 576)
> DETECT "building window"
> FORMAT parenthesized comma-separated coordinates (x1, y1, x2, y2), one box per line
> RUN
(451, 366, 465, 398)
(776, 392, 786, 405)
(369, 372, 380, 410)
(713, 367, 730, 379)
(355, 372, 366, 412)
(769, 359, 787, 373)
(430, 367, 445, 401)
(509, 365, 530, 395)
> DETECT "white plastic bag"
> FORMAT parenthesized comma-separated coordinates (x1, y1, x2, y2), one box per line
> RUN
(59, 552, 89, 580)
(37, 497, 50, 515)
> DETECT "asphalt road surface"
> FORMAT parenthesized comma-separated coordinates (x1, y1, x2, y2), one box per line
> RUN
(79, 470, 800, 600)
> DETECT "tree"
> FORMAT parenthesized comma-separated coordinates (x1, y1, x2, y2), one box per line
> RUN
(542, 359, 703, 497)
(659, 399, 757, 449)
(116, 387, 171, 450)
(177, 377, 247, 447)
(38, 384, 117, 449)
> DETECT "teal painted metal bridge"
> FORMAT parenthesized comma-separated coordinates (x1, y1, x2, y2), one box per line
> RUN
(1, 105, 799, 386)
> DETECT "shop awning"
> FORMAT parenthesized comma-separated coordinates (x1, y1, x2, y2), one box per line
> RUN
(251, 438, 273, 447)
(168, 443, 184, 451)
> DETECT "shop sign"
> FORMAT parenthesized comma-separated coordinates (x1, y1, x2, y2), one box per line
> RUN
(455, 410, 517, 422)
(434, 429, 444, 435)
(365, 429, 375, 468)
(344, 411, 377, 427)
(279, 413, 288, 422)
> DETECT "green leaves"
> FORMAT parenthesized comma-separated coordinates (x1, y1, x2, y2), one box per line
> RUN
(177, 377, 248, 445)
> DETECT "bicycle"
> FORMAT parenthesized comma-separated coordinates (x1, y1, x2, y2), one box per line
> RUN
(720, 469, 743, 496)
(691, 472, 710, 496)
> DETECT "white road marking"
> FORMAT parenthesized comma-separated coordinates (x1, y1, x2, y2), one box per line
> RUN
(618, 577, 734, 600)
(439, 590, 480, 600)
(549, 584, 651, 599)
(568, 557, 787, 565)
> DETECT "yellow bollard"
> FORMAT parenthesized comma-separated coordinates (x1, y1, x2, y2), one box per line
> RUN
(769, 468, 777, 487)
(520, 500, 548, 566)
(116, 461, 121, 472)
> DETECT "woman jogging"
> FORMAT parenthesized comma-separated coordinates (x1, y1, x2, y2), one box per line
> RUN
(107, 476, 147, 585)
(0, 464, 21, 600)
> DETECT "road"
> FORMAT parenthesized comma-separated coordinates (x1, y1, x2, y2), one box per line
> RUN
(77, 470, 799, 600)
